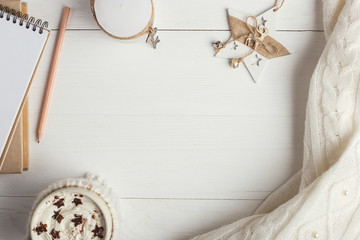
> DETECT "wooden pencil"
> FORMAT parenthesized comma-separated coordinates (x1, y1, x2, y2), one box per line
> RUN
(37, 7, 70, 142)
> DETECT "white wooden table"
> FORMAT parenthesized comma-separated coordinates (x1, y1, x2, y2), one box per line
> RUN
(0, 0, 325, 239)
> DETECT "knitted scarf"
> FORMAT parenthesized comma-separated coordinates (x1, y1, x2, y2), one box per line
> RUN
(192, 0, 360, 239)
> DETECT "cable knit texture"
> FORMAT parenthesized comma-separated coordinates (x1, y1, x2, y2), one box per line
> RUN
(192, 0, 360, 239)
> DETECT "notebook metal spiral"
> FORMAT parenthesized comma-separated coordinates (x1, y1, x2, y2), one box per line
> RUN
(0, 4, 48, 34)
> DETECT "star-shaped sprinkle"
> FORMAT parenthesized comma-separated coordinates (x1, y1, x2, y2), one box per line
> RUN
(52, 210, 64, 223)
(33, 222, 47, 235)
(71, 214, 84, 227)
(72, 198, 83, 206)
(50, 229, 60, 239)
(92, 225, 105, 238)
(53, 198, 65, 208)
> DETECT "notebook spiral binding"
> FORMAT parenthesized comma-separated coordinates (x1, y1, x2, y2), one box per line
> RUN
(0, 4, 48, 34)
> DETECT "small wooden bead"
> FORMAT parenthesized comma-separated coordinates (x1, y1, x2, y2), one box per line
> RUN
(312, 232, 319, 238)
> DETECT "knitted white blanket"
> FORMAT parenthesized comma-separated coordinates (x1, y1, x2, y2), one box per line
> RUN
(192, 0, 360, 239)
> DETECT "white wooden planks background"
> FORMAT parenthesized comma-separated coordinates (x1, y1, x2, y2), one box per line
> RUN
(0, 0, 326, 239)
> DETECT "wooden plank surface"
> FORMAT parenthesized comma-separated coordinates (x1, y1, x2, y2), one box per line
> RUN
(0, 0, 325, 239)
(0, 31, 324, 198)
(27, 0, 323, 31)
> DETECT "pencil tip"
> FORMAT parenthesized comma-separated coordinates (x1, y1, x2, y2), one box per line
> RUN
(38, 141, 40, 143)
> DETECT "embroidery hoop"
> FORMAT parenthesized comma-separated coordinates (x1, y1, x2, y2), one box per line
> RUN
(91, 0, 159, 48)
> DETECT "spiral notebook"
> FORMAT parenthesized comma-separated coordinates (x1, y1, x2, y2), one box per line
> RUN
(0, 6, 50, 169)
(0, 0, 29, 174)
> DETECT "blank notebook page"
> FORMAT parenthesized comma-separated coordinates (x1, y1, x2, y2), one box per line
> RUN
(0, 13, 49, 166)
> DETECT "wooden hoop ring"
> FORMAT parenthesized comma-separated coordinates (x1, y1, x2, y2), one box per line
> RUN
(90, 0, 154, 40)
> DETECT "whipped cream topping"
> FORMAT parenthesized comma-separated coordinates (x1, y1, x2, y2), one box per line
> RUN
(31, 189, 106, 240)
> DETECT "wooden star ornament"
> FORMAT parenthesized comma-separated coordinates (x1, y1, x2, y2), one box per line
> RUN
(214, 7, 290, 83)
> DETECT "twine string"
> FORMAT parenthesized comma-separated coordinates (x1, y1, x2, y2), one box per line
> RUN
(231, 16, 275, 68)
(274, 0, 285, 12)
(232, 16, 259, 66)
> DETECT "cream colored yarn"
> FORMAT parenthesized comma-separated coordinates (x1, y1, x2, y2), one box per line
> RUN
(192, 0, 360, 239)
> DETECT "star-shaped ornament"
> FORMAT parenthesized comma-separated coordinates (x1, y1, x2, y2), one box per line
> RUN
(213, 7, 290, 83)
(252, 54, 262, 66)
(259, 17, 267, 28)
